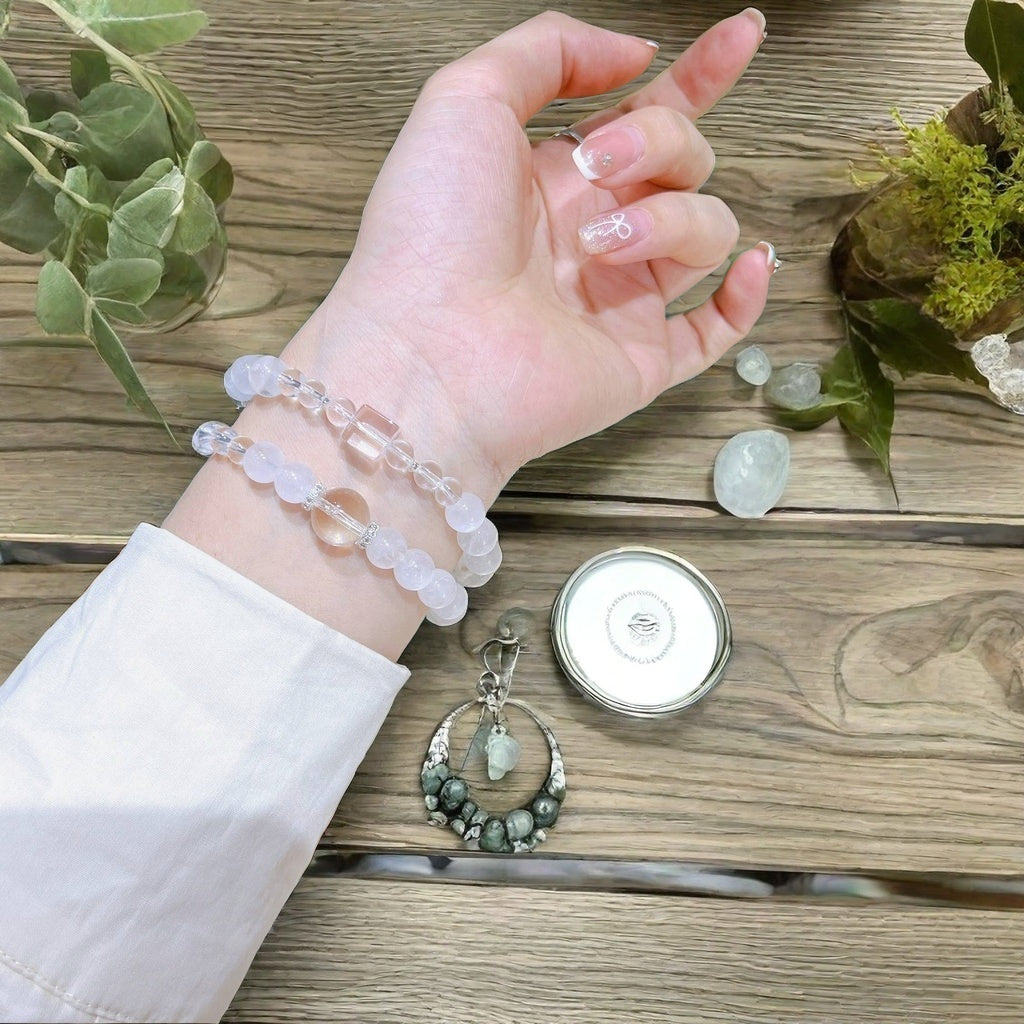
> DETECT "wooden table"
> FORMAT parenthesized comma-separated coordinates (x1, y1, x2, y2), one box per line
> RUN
(3, 1, 1023, 1020)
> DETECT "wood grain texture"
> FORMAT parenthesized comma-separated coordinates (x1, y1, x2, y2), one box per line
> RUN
(224, 878, 1024, 1023)
(3, 0, 1024, 537)
(5, 521, 1022, 875)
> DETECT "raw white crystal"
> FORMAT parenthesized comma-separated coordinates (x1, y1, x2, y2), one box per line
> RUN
(486, 728, 521, 781)
(713, 429, 791, 519)
(988, 367, 1024, 414)
(735, 345, 772, 386)
(970, 334, 1010, 377)
(764, 362, 822, 410)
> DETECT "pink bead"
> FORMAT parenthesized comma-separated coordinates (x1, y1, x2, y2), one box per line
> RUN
(310, 487, 369, 549)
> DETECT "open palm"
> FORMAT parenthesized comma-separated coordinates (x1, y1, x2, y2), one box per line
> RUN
(339, 10, 773, 478)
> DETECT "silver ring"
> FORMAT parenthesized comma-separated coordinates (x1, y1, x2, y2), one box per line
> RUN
(551, 126, 585, 145)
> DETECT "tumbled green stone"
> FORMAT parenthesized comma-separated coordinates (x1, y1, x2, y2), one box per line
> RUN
(451, 818, 466, 836)
(459, 800, 478, 822)
(440, 777, 469, 811)
(531, 794, 560, 828)
(505, 808, 534, 841)
(479, 816, 508, 853)
(420, 763, 450, 796)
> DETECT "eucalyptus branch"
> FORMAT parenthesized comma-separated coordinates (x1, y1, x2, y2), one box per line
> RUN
(1, 129, 109, 214)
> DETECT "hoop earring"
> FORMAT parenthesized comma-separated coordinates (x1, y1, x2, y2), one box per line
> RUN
(419, 609, 567, 854)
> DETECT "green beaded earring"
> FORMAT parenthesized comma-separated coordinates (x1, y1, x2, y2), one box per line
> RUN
(420, 609, 567, 854)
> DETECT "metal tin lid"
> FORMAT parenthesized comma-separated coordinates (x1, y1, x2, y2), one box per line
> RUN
(550, 546, 731, 718)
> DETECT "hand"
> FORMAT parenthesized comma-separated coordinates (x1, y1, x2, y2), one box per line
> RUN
(326, 9, 773, 486)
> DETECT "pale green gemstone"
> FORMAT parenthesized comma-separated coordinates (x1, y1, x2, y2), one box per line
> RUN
(486, 729, 521, 781)
(505, 808, 534, 841)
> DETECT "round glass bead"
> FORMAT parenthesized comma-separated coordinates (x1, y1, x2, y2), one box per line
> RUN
(280, 368, 304, 399)
(310, 487, 370, 549)
(463, 541, 502, 576)
(365, 526, 407, 569)
(426, 585, 469, 627)
(250, 355, 286, 397)
(326, 397, 356, 428)
(418, 569, 459, 609)
(299, 379, 327, 410)
(191, 421, 225, 457)
(384, 439, 415, 472)
(412, 460, 442, 491)
(457, 518, 498, 557)
(274, 462, 317, 504)
(445, 492, 486, 533)
(242, 440, 285, 484)
(434, 476, 463, 507)
(393, 547, 435, 591)
(224, 356, 258, 403)
(210, 425, 237, 455)
(454, 558, 492, 588)
(227, 435, 254, 465)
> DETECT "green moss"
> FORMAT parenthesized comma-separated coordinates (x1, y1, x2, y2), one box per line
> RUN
(869, 96, 1024, 333)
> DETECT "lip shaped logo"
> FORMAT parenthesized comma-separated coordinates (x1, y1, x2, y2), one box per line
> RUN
(605, 589, 676, 664)
(627, 611, 661, 644)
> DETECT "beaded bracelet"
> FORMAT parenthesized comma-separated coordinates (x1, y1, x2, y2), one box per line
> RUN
(222, 354, 501, 588)
(192, 420, 469, 626)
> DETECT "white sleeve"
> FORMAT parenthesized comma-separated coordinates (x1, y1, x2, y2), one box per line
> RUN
(0, 523, 410, 1024)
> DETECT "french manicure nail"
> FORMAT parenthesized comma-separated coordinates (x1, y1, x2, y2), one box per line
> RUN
(572, 126, 645, 181)
(741, 7, 767, 39)
(756, 240, 782, 274)
(579, 208, 653, 255)
(644, 39, 660, 50)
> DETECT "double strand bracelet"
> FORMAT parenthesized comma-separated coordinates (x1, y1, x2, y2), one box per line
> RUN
(192, 421, 469, 626)
(223, 354, 502, 588)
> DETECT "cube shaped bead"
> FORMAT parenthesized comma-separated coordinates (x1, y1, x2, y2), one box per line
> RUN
(343, 404, 400, 463)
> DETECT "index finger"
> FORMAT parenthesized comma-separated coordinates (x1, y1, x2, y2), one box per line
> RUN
(620, 8, 766, 121)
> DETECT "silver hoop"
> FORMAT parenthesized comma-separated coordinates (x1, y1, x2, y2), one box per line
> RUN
(551, 126, 585, 145)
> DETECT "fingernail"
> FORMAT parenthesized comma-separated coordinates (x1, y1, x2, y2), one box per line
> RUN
(572, 126, 645, 181)
(741, 7, 767, 39)
(756, 240, 782, 274)
(644, 39, 660, 50)
(579, 208, 653, 255)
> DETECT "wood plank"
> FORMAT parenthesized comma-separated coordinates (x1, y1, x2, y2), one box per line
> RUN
(4, 523, 1023, 875)
(225, 878, 1024, 1023)
(3, 0, 1022, 537)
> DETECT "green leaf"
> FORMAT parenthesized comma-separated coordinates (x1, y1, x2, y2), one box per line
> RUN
(845, 298, 987, 384)
(107, 167, 185, 259)
(70, 49, 111, 99)
(830, 334, 896, 476)
(134, 67, 200, 157)
(88, 305, 174, 439)
(86, 257, 163, 304)
(965, 0, 1024, 111)
(184, 138, 232, 205)
(61, 0, 207, 55)
(23, 88, 79, 122)
(0, 0, 10, 38)
(0, 137, 62, 252)
(36, 259, 90, 335)
(73, 81, 176, 180)
(92, 296, 148, 324)
(167, 175, 218, 254)
(113, 157, 175, 208)
(0, 56, 25, 129)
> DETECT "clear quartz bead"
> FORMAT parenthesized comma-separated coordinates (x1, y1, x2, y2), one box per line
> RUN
(210, 426, 237, 455)
(242, 440, 285, 483)
(280, 368, 304, 399)
(326, 397, 356, 428)
(445, 492, 485, 533)
(393, 547, 435, 591)
(310, 487, 369, 549)
(463, 541, 502, 576)
(434, 476, 462, 507)
(224, 356, 259, 403)
(384, 439, 415, 472)
(227, 435, 254, 464)
(343, 404, 399, 463)
(454, 557, 493, 588)
(412, 460, 441, 491)
(299, 379, 327, 410)
(457, 518, 498, 557)
(418, 569, 459, 609)
(250, 355, 286, 397)
(192, 421, 226, 457)
(426, 586, 469, 627)
(365, 526, 407, 569)
(274, 462, 317, 503)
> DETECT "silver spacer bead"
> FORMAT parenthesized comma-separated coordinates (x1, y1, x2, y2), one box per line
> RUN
(302, 481, 326, 511)
(356, 521, 380, 549)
